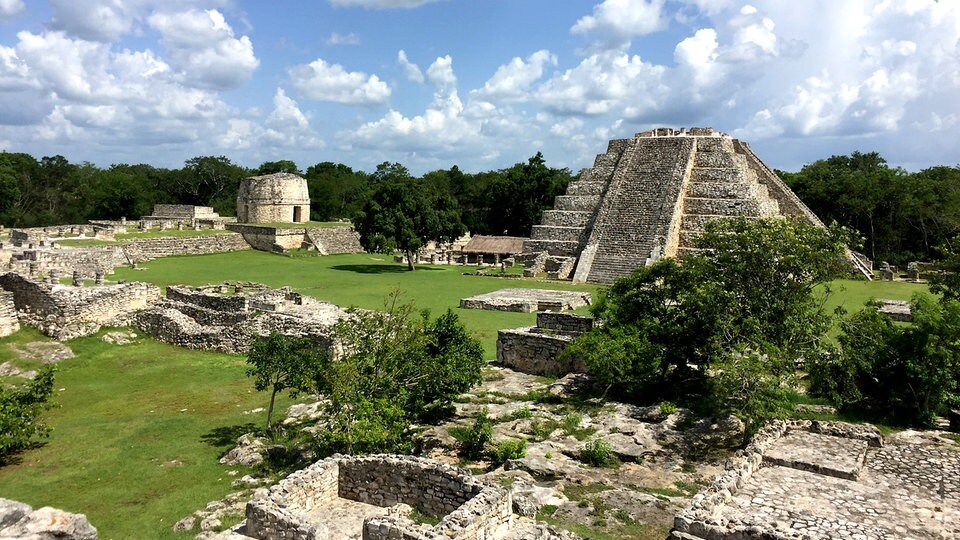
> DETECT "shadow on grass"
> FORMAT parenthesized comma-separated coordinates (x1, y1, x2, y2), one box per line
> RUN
(0, 440, 48, 467)
(329, 264, 442, 274)
(201, 422, 258, 450)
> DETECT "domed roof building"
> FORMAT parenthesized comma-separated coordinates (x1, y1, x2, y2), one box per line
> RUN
(237, 173, 310, 224)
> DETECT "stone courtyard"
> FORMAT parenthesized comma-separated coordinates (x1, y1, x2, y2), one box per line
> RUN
(673, 421, 960, 540)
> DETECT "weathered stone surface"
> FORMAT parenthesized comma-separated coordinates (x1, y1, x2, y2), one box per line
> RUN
(236, 173, 309, 224)
(0, 498, 98, 539)
(244, 454, 515, 540)
(460, 289, 591, 313)
(673, 421, 959, 540)
(0, 273, 161, 340)
(497, 313, 593, 377)
(0, 290, 19, 337)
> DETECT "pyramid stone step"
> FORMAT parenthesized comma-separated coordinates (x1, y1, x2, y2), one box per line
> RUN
(690, 168, 744, 183)
(683, 197, 763, 216)
(695, 137, 727, 152)
(679, 230, 704, 248)
(554, 195, 600, 212)
(541, 210, 591, 227)
(566, 181, 607, 196)
(530, 225, 584, 242)
(688, 182, 755, 199)
(695, 152, 735, 168)
(522, 239, 580, 256)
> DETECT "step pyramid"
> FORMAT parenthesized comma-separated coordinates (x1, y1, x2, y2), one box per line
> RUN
(523, 127, 837, 284)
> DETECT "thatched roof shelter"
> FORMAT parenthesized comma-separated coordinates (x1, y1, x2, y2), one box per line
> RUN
(461, 235, 527, 256)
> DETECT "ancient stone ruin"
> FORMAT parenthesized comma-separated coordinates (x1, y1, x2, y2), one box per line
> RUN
(497, 312, 592, 377)
(672, 420, 959, 539)
(524, 127, 845, 284)
(134, 283, 351, 354)
(459, 288, 591, 313)
(142, 204, 231, 229)
(0, 272, 161, 340)
(237, 172, 311, 224)
(0, 289, 19, 337)
(244, 454, 515, 540)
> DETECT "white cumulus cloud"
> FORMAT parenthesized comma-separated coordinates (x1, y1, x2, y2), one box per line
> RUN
(148, 9, 258, 90)
(472, 49, 557, 103)
(289, 58, 391, 105)
(397, 50, 424, 83)
(572, 0, 668, 48)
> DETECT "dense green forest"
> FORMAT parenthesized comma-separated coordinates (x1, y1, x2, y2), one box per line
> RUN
(779, 152, 960, 265)
(0, 151, 572, 240)
(2, 148, 958, 264)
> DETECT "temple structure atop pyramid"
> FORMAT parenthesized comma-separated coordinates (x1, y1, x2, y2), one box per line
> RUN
(523, 127, 842, 284)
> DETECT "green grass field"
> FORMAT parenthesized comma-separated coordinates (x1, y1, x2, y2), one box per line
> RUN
(112, 251, 598, 358)
(0, 329, 283, 539)
(0, 249, 935, 539)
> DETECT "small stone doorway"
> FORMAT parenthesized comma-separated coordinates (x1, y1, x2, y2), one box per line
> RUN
(293, 206, 302, 222)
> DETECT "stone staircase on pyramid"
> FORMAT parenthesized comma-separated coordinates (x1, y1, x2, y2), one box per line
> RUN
(522, 127, 865, 284)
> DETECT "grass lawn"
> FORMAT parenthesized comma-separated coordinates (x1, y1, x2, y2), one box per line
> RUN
(111, 251, 598, 358)
(55, 229, 236, 247)
(0, 328, 287, 539)
(822, 278, 932, 314)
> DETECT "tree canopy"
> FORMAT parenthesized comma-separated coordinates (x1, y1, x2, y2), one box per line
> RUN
(353, 172, 466, 270)
(565, 217, 852, 433)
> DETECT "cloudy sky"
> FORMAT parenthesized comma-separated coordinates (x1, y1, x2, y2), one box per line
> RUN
(0, 0, 957, 175)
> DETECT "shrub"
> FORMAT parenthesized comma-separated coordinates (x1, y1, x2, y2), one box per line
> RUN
(579, 438, 618, 468)
(455, 409, 493, 460)
(489, 438, 526, 465)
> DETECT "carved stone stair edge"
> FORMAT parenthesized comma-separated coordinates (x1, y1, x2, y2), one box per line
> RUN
(572, 136, 641, 283)
(662, 139, 699, 260)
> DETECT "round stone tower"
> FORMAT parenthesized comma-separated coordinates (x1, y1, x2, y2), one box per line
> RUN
(237, 172, 310, 224)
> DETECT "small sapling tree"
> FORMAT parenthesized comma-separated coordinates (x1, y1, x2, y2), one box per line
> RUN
(246, 332, 321, 431)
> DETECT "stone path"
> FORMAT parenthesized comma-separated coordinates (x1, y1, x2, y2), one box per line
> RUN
(688, 429, 960, 539)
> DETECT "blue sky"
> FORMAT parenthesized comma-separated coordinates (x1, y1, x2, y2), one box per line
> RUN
(0, 0, 957, 175)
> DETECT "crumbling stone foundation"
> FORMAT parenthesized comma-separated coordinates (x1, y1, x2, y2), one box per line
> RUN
(496, 313, 592, 376)
(245, 454, 513, 540)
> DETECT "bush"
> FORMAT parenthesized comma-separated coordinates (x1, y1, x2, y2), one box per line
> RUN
(489, 438, 526, 465)
(578, 438, 618, 468)
(455, 409, 493, 461)
(809, 294, 960, 427)
(0, 366, 56, 462)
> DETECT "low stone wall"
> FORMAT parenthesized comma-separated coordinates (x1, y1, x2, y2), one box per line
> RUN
(246, 455, 512, 540)
(0, 290, 19, 337)
(166, 285, 249, 312)
(672, 420, 884, 540)
(120, 233, 250, 263)
(497, 328, 585, 377)
(537, 312, 593, 334)
(0, 273, 161, 340)
(305, 227, 363, 254)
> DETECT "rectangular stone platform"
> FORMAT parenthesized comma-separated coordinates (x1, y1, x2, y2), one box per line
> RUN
(459, 288, 591, 313)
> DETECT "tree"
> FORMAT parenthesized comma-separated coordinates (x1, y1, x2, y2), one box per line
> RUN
(304, 162, 369, 221)
(0, 367, 56, 463)
(483, 152, 573, 236)
(311, 294, 483, 455)
(170, 156, 248, 214)
(246, 332, 321, 431)
(353, 174, 466, 270)
(257, 160, 301, 175)
(809, 294, 960, 427)
(565, 217, 851, 429)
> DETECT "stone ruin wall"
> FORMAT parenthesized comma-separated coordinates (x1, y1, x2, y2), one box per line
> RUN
(245, 454, 513, 540)
(227, 225, 308, 252)
(672, 420, 884, 540)
(0, 272, 161, 340)
(134, 284, 346, 355)
(147, 204, 219, 219)
(118, 233, 250, 263)
(305, 227, 363, 254)
(0, 290, 19, 337)
(496, 313, 592, 377)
